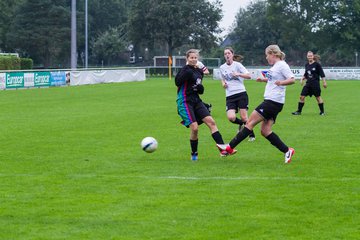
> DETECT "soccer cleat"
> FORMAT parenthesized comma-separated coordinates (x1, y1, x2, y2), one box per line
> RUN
(248, 137, 256, 142)
(216, 144, 237, 155)
(319, 112, 325, 116)
(292, 111, 301, 115)
(216, 144, 227, 151)
(284, 147, 295, 163)
(220, 150, 228, 157)
(191, 152, 198, 161)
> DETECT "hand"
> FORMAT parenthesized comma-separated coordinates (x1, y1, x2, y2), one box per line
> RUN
(231, 72, 239, 78)
(256, 77, 264, 82)
(323, 81, 327, 88)
(193, 84, 204, 94)
(222, 81, 228, 88)
(275, 80, 282, 86)
(300, 78, 305, 86)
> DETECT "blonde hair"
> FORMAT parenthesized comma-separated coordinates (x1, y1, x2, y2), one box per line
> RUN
(266, 45, 286, 60)
(186, 49, 199, 58)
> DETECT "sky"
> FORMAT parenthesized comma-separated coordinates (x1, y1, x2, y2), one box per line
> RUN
(219, 0, 252, 37)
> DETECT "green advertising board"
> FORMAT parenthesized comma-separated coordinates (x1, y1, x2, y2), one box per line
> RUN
(6, 72, 24, 88)
(34, 72, 51, 87)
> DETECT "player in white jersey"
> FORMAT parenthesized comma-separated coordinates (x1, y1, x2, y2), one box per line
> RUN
(217, 45, 296, 163)
(219, 47, 255, 141)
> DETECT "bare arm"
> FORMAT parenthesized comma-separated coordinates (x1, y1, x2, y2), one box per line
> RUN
(256, 77, 268, 83)
(275, 77, 295, 86)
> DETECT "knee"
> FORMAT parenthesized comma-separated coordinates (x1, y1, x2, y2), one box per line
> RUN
(191, 126, 199, 133)
(261, 129, 270, 137)
(208, 119, 216, 128)
(228, 115, 236, 122)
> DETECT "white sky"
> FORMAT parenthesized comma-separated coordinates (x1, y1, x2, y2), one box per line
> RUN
(219, 0, 252, 37)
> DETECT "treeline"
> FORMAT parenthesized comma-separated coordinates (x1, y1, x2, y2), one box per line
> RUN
(0, 0, 359, 68)
(229, 0, 360, 67)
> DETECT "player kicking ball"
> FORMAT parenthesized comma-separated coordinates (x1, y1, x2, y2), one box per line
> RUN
(217, 45, 295, 163)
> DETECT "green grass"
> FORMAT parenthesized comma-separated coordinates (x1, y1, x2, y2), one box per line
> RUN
(0, 77, 359, 239)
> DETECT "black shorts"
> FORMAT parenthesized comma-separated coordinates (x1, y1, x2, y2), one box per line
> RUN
(301, 84, 321, 97)
(226, 92, 249, 112)
(177, 100, 210, 127)
(255, 100, 283, 123)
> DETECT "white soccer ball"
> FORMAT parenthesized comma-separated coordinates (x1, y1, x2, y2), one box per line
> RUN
(141, 137, 158, 153)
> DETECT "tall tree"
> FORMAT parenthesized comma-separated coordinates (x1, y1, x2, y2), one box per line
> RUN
(266, 0, 360, 66)
(128, 0, 222, 57)
(6, 0, 70, 68)
(76, 0, 132, 66)
(229, 1, 278, 65)
(0, 0, 24, 51)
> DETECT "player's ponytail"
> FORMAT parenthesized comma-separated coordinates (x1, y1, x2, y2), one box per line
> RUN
(266, 45, 286, 60)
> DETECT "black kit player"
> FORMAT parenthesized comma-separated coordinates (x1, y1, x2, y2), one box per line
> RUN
(292, 51, 327, 116)
(175, 49, 227, 161)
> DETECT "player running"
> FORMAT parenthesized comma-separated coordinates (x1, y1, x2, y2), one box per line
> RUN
(220, 47, 255, 141)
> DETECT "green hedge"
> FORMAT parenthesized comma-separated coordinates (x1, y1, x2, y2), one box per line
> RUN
(0, 55, 33, 70)
(20, 58, 33, 70)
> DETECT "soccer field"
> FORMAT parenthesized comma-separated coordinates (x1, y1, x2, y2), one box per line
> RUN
(0, 77, 358, 239)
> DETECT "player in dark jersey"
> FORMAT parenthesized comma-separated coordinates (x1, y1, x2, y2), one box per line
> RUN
(292, 51, 327, 115)
(175, 49, 227, 161)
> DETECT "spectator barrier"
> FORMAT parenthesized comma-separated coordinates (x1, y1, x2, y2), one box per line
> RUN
(0, 68, 146, 89)
(213, 68, 360, 80)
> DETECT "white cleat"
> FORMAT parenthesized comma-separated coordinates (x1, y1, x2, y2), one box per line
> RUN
(285, 147, 295, 163)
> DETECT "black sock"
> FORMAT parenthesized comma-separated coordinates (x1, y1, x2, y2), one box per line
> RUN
(265, 132, 288, 153)
(249, 130, 255, 138)
(229, 127, 252, 149)
(318, 103, 324, 113)
(190, 139, 198, 154)
(243, 121, 255, 138)
(230, 118, 243, 125)
(298, 102, 304, 112)
(212, 131, 224, 144)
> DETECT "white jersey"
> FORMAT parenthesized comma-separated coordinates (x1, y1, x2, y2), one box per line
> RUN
(264, 60, 294, 104)
(220, 61, 249, 97)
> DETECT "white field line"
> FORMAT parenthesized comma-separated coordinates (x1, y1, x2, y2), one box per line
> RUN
(0, 173, 358, 182)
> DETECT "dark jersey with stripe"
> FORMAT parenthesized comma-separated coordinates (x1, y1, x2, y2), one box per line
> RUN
(175, 65, 204, 103)
(304, 62, 325, 85)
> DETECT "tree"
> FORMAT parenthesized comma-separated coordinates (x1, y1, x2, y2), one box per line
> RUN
(76, 0, 132, 66)
(229, 1, 278, 65)
(266, 0, 360, 66)
(128, 0, 222, 57)
(91, 26, 129, 65)
(0, 0, 24, 51)
(6, 0, 70, 68)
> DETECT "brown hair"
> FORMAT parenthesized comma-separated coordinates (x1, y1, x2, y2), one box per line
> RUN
(266, 45, 286, 60)
(233, 54, 244, 62)
(308, 51, 321, 62)
(224, 47, 234, 54)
